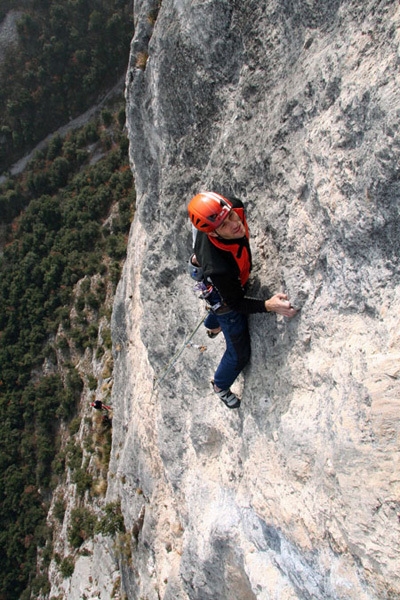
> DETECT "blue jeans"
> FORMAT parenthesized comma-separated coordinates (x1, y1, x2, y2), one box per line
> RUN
(204, 309, 251, 390)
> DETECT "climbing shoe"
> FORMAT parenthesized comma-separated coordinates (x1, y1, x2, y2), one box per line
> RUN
(207, 328, 221, 339)
(212, 382, 241, 409)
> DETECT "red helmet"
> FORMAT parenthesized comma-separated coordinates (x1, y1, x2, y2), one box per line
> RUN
(188, 192, 232, 233)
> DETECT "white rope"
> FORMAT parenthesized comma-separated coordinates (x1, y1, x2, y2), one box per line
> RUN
(152, 313, 206, 391)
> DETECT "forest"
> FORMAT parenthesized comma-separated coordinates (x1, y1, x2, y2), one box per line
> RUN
(0, 2, 135, 598)
(0, 0, 133, 172)
(0, 100, 135, 600)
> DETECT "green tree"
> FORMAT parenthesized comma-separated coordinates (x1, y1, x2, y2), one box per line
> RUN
(68, 507, 96, 548)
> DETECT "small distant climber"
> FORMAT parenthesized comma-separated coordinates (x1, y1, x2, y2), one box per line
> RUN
(91, 400, 111, 411)
(187, 192, 298, 409)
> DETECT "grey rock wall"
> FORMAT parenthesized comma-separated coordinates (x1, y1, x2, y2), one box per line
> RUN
(107, 1, 400, 598)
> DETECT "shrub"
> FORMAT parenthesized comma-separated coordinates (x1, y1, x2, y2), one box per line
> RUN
(102, 327, 112, 350)
(66, 441, 83, 471)
(88, 374, 97, 390)
(72, 468, 93, 497)
(95, 501, 125, 537)
(86, 291, 100, 311)
(53, 499, 66, 522)
(101, 109, 113, 127)
(69, 417, 81, 436)
(68, 507, 96, 548)
(30, 574, 51, 597)
(59, 556, 75, 578)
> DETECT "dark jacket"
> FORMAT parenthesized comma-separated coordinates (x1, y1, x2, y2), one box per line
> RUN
(194, 198, 267, 315)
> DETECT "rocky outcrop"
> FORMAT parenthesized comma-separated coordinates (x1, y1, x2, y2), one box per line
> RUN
(107, 1, 400, 598)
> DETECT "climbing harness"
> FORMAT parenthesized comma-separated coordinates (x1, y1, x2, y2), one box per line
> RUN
(152, 313, 207, 391)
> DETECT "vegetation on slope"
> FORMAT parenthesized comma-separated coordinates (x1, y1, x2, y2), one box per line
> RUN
(0, 0, 133, 171)
(0, 2, 135, 595)
(0, 102, 135, 599)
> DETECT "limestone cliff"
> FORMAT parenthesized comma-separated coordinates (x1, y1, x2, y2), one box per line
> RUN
(108, 1, 400, 598)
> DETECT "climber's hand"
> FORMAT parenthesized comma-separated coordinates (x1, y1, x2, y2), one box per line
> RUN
(265, 293, 298, 318)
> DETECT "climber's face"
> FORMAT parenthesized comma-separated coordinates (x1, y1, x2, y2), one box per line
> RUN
(210, 210, 246, 240)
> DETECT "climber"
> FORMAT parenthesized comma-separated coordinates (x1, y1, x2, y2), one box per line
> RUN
(91, 400, 111, 411)
(188, 191, 298, 409)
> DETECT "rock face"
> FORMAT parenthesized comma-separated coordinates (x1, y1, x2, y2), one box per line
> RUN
(107, 1, 400, 598)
